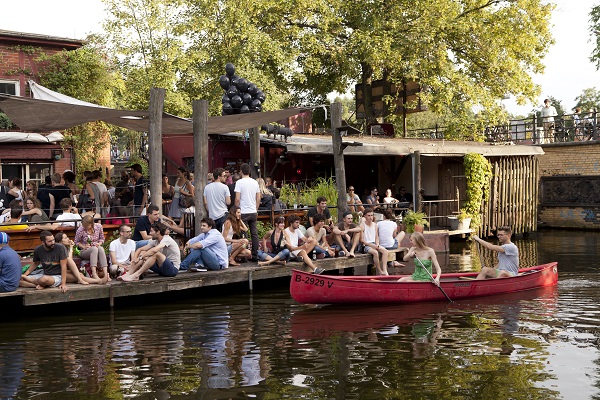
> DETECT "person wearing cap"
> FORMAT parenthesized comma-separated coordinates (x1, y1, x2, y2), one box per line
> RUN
(0, 232, 21, 292)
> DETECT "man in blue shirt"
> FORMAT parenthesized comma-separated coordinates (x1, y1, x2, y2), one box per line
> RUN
(180, 218, 229, 271)
(0, 232, 21, 292)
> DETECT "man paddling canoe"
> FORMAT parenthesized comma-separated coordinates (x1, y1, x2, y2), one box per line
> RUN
(473, 226, 519, 279)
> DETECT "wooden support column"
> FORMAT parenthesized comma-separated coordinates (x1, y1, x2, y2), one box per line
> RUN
(193, 99, 209, 233)
(331, 102, 348, 221)
(413, 150, 422, 212)
(149, 87, 165, 212)
(249, 126, 260, 178)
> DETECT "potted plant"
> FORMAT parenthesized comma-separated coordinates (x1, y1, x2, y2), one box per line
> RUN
(403, 210, 428, 233)
(448, 209, 472, 231)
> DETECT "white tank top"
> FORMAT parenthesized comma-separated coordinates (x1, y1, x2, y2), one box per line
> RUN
(362, 222, 377, 243)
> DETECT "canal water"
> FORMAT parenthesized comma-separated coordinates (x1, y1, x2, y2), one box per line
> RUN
(1, 229, 599, 399)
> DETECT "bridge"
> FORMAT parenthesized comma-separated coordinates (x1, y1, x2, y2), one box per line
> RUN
(407, 111, 599, 144)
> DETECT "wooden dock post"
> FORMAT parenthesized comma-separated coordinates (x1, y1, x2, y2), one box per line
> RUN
(193, 99, 209, 232)
(149, 88, 166, 211)
(331, 102, 348, 220)
(249, 126, 261, 178)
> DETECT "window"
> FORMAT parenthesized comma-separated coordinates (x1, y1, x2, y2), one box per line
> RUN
(0, 80, 19, 96)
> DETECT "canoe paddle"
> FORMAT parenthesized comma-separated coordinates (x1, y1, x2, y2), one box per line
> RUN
(414, 255, 453, 302)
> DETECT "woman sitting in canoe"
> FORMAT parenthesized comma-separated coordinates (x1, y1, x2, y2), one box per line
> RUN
(398, 231, 442, 284)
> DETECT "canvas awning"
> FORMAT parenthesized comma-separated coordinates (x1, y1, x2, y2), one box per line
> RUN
(0, 82, 312, 134)
(0, 131, 63, 143)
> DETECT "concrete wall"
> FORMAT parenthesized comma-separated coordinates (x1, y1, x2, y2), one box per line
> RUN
(538, 142, 600, 229)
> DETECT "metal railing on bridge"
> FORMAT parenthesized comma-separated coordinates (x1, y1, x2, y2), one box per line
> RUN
(407, 110, 600, 144)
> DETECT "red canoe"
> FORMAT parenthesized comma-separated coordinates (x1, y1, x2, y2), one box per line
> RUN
(290, 262, 558, 304)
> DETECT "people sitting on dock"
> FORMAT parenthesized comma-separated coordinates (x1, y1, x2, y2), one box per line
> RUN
(120, 222, 181, 281)
(258, 216, 291, 266)
(221, 205, 251, 266)
(307, 196, 333, 233)
(21, 230, 69, 292)
(285, 214, 322, 274)
(398, 232, 442, 284)
(180, 218, 229, 271)
(0, 232, 21, 293)
(55, 198, 81, 227)
(133, 204, 162, 248)
(332, 211, 362, 258)
(359, 208, 390, 275)
(305, 214, 335, 258)
(203, 167, 231, 232)
(378, 209, 406, 254)
(74, 215, 109, 282)
(55, 232, 104, 285)
(473, 226, 519, 279)
(108, 224, 136, 278)
(346, 186, 365, 214)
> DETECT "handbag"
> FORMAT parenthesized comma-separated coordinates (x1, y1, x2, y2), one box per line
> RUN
(179, 181, 189, 207)
(77, 191, 95, 210)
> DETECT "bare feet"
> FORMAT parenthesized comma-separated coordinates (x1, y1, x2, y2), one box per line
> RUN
(258, 261, 270, 266)
(229, 258, 240, 266)
(118, 273, 139, 282)
(347, 252, 355, 258)
(78, 280, 90, 285)
(35, 284, 45, 290)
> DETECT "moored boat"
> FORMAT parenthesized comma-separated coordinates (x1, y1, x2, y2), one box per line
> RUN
(290, 262, 558, 304)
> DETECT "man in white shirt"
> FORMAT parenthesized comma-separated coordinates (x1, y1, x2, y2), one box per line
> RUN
(284, 214, 322, 274)
(120, 222, 180, 281)
(234, 163, 260, 261)
(359, 208, 390, 275)
(55, 198, 82, 227)
(203, 167, 231, 232)
(108, 224, 136, 277)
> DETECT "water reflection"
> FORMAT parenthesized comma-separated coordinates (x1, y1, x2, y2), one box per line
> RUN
(1, 229, 600, 399)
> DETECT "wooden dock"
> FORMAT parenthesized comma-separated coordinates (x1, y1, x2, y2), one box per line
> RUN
(1, 253, 409, 308)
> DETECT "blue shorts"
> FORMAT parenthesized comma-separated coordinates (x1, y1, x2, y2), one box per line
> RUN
(385, 239, 398, 250)
(150, 258, 179, 277)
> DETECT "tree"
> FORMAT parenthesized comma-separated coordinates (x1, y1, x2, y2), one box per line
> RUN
(574, 88, 600, 112)
(37, 46, 123, 176)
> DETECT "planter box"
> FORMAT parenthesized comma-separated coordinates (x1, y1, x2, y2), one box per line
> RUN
(448, 217, 471, 230)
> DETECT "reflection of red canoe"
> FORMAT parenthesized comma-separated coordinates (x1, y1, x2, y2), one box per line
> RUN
(290, 262, 558, 304)
(290, 286, 558, 339)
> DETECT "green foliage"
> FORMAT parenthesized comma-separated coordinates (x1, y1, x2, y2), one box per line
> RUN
(96, 0, 553, 129)
(403, 210, 428, 233)
(574, 88, 600, 113)
(37, 46, 122, 178)
(256, 221, 272, 242)
(278, 177, 339, 222)
(463, 153, 492, 230)
(0, 112, 14, 130)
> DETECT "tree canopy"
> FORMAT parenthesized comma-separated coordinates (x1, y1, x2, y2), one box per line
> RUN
(98, 0, 554, 138)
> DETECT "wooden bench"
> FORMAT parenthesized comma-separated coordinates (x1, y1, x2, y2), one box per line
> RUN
(387, 247, 408, 262)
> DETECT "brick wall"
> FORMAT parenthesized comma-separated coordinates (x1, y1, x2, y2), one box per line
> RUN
(538, 142, 600, 229)
(0, 44, 64, 95)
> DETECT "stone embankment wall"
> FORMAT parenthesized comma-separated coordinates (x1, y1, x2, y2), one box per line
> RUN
(538, 142, 600, 229)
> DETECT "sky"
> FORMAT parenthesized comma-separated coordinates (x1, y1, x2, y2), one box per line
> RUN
(2, 0, 599, 116)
